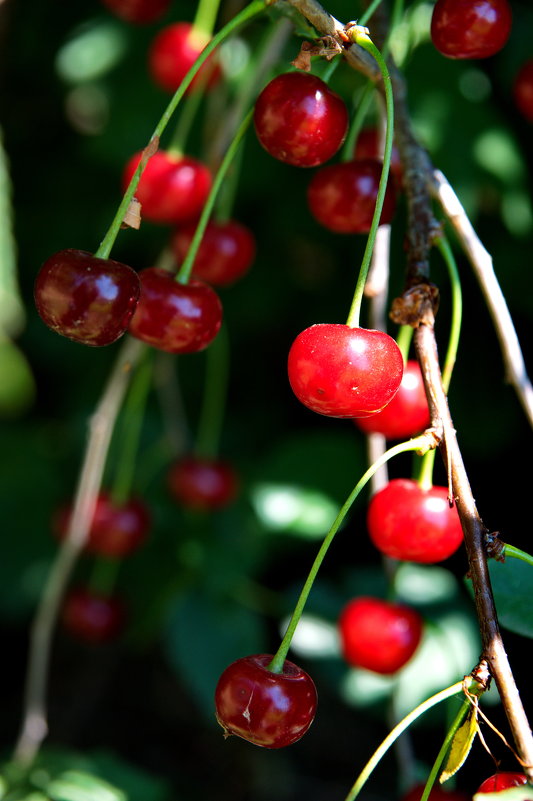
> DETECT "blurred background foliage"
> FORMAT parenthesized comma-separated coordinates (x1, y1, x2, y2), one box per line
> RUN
(1, 1, 533, 800)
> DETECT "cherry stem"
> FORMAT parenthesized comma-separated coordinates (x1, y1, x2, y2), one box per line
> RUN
(503, 544, 533, 568)
(340, 80, 375, 163)
(175, 108, 254, 285)
(94, 0, 265, 261)
(343, 678, 480, 801)
(267, 433, 433, 674)
(435, 234, 462, 395)
(345, 30, 394, 329)
(395, 323, 413, 362)
(167, 82, 206, 156)
(419, 696, 472, 801)
(194, 323, 229, 460)
(357, 0, 384, 27)
(193, 0, 222, 37)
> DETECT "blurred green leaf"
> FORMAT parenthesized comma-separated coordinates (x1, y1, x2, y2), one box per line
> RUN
(487, 557, 533, 639)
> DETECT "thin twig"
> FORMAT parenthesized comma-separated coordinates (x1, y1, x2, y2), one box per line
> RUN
(13, 336, 146, 767)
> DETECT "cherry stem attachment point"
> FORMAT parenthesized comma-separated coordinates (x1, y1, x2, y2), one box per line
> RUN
(503, 544, 533, 568)
(267, 432, 433, 675)
(345, 30, 394, 329)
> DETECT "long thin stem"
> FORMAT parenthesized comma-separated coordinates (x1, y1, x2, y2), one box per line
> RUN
(503, 544, 533, 568)
(195, 323, 229, 460)
(420, 697, 471, 801)
(268, 433, 434, 674)
(13, 337, 146, 767)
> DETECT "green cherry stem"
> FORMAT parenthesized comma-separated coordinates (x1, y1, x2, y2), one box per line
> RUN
(357, 0, 384, 27)
(340, 81, 375, 163)
(193, 0, 222, 38)
(503, 544, 533, 567)
(345, 29, 394, 329)
(267, 433, 432, 674)
(343, 680, 477, 801)
(94, 0, 265, 261)
(195, 323, 230, 460)
(175, 108, 253, 285)
(419, 696, 472, 801)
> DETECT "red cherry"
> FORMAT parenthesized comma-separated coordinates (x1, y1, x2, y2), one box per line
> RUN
(253, 72, 349, 168)
(430, 0, 512, 60)
(128, 267, 222, 354)
(476, 773, 528, 795)
(401, 783, 471, 801)
(148, 22, 221, 94)
(167, 456, 239, 511)
(62, 587, 126, 644)
(214, 654, 318, 748)
(53, 492, 150, 558)
(101, 0, 169, 24)
(339, 596, 423, 675)
(123, 150, 212, 226)
(34, 249, 140, 347)
(354, 360, 430, 440)
(287, 324, 404, 418)
(353, 127, 403, 187)
(172, 219, 256, 287)
(514, 60, 533, 122)
(307, 159, 396, 234)
(367, 478, 464, 563)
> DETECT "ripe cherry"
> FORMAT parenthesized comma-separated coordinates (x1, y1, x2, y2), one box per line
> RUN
(53, 492, 150, 558)
(339, 596, 423, 674)
(307, 158, 396, 234)
(167, 455, 239, 511)
(214, 654, 318, 748)
(430, 0, 512, 60)
(513, 60, 533, 123)
(253, 72, 349, 168)
(367, 478, 464, 563)
(353, 127, 403, 188)
(401, 783, 470, 801)
(287, 324, 404, 418)
(122, 150, 212, 226)
(476, 773, 528, 795)
(34, 249, 140, 347)
(148, 22, 221, 94)
(128, 267, 222, 354)
(172, 219, 256, 287)
(101, 0, 169, 24)
(354, 360, 430, 440)
(62, 587, 126, 644)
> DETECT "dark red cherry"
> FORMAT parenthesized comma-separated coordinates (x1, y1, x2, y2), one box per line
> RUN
(148, 22, 221, 94)
(287, 324, 404, 418)
(367, 478, 464, 563)
(123, 150, 212, 226)
(401, 783, 471, 801)
(172, 219, 256, 286)
(34, 249, 140, 347)
(253, 72, 349, 168)
(354, 360, 430, 439)
(128, 267, 222, 354)
(353, 127, 403, 187)
(338, 596, 423, 674)
(476, 773, 528, 795)
(62, 587, 126, 644)
(514, 60, 533, 122)
(167, 456, 239, 511)
(101, 0, 169, 24)
(53, 492, 150, 558)
(430, 0, 512, 60)
(214, 654, 318, 748)
(307, 159, 396, 234)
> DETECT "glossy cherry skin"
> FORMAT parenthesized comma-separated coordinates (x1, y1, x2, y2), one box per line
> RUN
(401, 784, 470, 801)
(101, 0, 169, 24)
(339, 597, 423, 674)
(353, 127, 403, 187)
(53, 492, 150, 558)
(288, 324, 404, 418)
(367, 478, 464, 563)
(34, 249, 140, 347)
(123, 150, 212, 226)
(62, 587, 126, 644)
(214, 654, 318, 748)
(253, 72, 349, 168)
(514, 60, 533, 122)
(354, 360, 430, 440)
(172, 220, 256, 287)
(430, 0, 512, 60)
(476, 773, 528, 795)
(148, 22, 221, 94)
(167, 456, 239, 511)
(307, 159, 396, 234)
(128, 267, 222, 354)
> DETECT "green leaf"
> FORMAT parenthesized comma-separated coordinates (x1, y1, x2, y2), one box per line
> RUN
(440, 707, 478, 782)
(487, 557, 533, 639)
(44, 771, 125, 801)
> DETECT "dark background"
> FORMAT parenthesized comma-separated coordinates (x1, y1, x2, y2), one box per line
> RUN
(1, 1, 532, 800)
